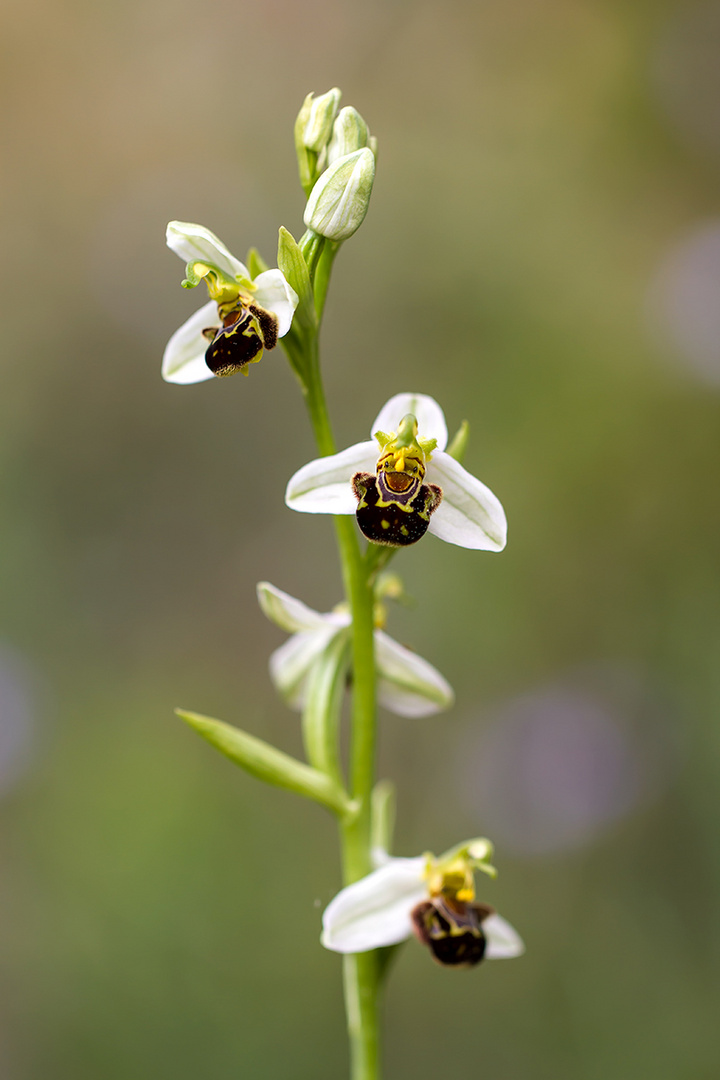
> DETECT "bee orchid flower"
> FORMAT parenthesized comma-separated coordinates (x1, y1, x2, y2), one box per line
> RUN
(162, 221, 298, 384)
(257, 581, 454, 718)
(285, 393, 507, 550)
(322, 838, 524, 967)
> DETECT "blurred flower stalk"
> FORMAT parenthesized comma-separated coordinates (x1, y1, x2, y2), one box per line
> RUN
(164, 89, 522, 1080)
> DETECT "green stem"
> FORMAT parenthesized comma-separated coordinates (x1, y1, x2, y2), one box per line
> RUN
(343, 953, 380, 1080)
(314, 240, 340, 323)
(303, 347, 377, 871)
(298, 300, 381, 1080)
(364, 544, 397, 587)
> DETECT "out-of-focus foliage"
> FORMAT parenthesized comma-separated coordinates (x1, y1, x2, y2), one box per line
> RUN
(0, 0, 719, 1077)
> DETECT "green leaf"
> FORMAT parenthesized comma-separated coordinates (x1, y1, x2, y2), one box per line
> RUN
(176, 709, 353, 816)
(277, 227, 316, 333)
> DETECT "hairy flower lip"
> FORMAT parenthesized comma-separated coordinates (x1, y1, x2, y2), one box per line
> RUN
(162, 221, 298, 385)
(257, 581, 454, 718)
(285, 393, 507, 551)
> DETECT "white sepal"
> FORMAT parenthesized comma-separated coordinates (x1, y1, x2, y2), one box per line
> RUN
(483, 913, 525, 959)
(258, 583, 452, 719)
(162, 300, 217, 384)
(375, 631, 454, 717)
(285, 441, 377, 514)
(372, 393, 448, 451)
(427, 451, 507, 550)
(321, 857, 427, 952)
(166, 221, 249, 280)
(269, 625, 340, 711)
(257, 581, 338, 634)
(252, 270, 299, 337)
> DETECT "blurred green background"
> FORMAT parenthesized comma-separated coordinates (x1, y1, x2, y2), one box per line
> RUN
(1, 0, 719, 1076)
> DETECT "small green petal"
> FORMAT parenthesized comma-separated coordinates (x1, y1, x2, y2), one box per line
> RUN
(246, 247, 269, 278)
(446, 420, 470, 463)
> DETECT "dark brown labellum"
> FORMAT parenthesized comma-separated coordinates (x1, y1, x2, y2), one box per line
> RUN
(203, 301, 279, 378)
(410, 897, 495, 967)
(351, 471, 442, 547)
(204, 312, 263, 377)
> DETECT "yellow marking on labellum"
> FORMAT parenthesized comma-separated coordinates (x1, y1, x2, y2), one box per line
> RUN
(381, 520, 390, 529)
(377, 449, 425, 480)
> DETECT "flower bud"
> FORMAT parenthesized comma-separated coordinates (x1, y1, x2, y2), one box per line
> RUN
(300, 87, 342, 152)
(303, 148, 375, 242)
(327, 106, 370, 165)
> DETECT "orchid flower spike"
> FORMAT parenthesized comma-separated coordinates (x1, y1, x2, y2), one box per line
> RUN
(322, 838, 524, 967)
(162, 222, 298, 384)
(285, 393, 507, 550)
(257, 581, 453, 718)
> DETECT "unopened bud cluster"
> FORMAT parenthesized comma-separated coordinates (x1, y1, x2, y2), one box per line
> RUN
(295, 89, 376, 243)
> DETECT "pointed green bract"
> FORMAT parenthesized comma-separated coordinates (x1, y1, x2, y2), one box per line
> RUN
(371, 780, 396, 856)
(176, 709, 352, 816)
(277, 227, 316, 333)
(301, 629, 350, 785)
